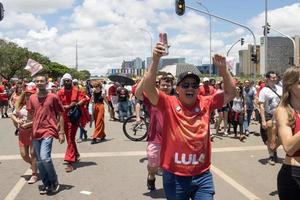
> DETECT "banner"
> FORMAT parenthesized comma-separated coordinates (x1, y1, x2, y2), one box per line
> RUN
(24, 59, 43, 76)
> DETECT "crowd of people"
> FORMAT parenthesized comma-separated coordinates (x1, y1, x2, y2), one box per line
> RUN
(0, 42, 299, 199)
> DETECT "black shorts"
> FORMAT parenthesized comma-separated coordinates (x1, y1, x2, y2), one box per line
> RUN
(260, 113, 273, 145)
(0, 100, 8, 107)
(278, 164, 300, 199)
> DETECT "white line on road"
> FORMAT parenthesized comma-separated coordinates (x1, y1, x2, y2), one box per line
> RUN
(0, 145, 278, 161)
(3, 169, 31, 200)
(211, 165, 261, 200)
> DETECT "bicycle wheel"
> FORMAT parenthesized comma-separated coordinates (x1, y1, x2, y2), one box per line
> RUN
(123, 115, 148, 141)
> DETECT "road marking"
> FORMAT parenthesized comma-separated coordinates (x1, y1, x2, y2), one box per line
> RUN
(0, 145, 282, 161)
(211, 165, 261, 200)
(80, 190, 92, 195)
(3, 169, 31, 200)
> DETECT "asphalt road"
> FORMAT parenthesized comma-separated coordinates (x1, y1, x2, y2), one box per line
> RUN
(0, 111, 284, 200)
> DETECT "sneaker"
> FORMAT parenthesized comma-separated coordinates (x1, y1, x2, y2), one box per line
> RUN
(245, 131, 250, 137)
(39, 185, 48, 195)
(48, 182, 60, 194)
(100, 135, 106, 141)
(224, 131, 229, 136)
(268, 156, 275, 165)
(91, 138, 97, 144)
(147, 178, 156, 191)
(65, 164, 74, 172)
(76, 138, 82, 143)
(28, 175, 38, 184)
(4, 113, 8, 118)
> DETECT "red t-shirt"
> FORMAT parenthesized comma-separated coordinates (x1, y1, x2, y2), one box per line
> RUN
(57, 87, 83, 122)
(27, 93, 64, 139)
(156, 91, 224, 176)
(143, 94, 163, 144)
(198, 85, 216, 96)
(0, 85, 8, 101)
(108, 85, 117, 101)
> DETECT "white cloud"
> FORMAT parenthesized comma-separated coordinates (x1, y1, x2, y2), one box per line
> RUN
(249, 3, 300, 37)
(1, 1, 299, 76)
(1, 0, 75, 14)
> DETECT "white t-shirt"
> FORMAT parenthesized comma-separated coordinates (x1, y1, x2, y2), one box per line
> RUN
(232, 97, 244, 113)
(258, 84, 282, 115)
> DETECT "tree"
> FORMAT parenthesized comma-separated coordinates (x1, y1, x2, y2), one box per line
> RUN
(79, 70, 91, 80)
(0, 40, 29, 80)
(43, 62, 70, 79)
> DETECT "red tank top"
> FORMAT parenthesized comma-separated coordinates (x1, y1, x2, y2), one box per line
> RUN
(291, 112, 300, 156)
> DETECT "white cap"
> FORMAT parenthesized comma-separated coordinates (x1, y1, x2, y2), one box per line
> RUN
(26, 82, 36, 87)
(46, 82, 54, 90)
(72, 79, 78, 83)
(62, 73, 72, 80)
(203, 77, 209, 82)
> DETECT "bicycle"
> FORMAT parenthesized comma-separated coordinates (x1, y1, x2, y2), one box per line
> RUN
(123, 104, 149, 141)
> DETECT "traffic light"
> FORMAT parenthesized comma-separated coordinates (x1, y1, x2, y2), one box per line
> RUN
(240, 38, 244, 46)
(0, 3, 4, 21)
(175, 0, 185, 16)
(251, 53, 257, 63)
(263, 23, 270, 36)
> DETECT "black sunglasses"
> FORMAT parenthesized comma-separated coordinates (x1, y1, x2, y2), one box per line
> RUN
(180, 82, 199, 89)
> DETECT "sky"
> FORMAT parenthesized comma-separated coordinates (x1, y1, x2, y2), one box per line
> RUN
(0, 0, 300, 76)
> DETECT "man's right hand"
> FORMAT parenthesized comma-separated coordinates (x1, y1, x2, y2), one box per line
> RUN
(58, 133, 65, 144)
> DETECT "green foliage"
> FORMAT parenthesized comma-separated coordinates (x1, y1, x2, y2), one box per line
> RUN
(0, 39, 92, 81)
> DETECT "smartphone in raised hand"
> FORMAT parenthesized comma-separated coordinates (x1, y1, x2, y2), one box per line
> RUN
(159, 32, 169, 56)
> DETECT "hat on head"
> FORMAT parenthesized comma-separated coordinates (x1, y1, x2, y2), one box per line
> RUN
(72, 79, 78, 83)
(62, 73, 72, 81)
(176, 71, 200, 86)
(25, 83, 37, 94)
(203, 77, 209, 82)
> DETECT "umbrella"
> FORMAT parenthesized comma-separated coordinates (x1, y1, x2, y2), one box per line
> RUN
(108, 74, 135, 86)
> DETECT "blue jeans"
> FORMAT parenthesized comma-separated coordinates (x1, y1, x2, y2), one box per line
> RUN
(243, 109, 253, 132)
(32, 137, 58, 187)
(163, 170, 215, 200)
(118, 101, 130, 122)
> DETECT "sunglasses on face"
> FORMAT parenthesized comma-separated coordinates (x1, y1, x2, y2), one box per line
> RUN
(64, 79, 72, 83)
(180, 82, 199, 89)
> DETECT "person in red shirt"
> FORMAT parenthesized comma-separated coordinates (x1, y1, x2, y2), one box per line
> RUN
(27, 75, 65, 195)
(135, 74, 174, 191)
(0, 80, 9, 118)
(57, 73, 85, 172)
(107, 83, 118, 120)
(143, 42, 236, 199)
(198, 77, 216, 97)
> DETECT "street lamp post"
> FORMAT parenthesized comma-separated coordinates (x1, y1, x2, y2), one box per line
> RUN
(177, 3, 257, 83)
(265, 0, 268, 75)
(226, 38, 243, 57)
(139, 28, 153, 68)
(196, 1, 212, 77)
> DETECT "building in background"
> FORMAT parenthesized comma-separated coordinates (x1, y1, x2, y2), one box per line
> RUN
(239, 44, 260, 76)
(260, 36, 295, 75)
(160, 63, 201, 77)
(146, 57, 185, 69)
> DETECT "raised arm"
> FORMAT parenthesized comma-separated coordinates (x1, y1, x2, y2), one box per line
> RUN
(134, 78, 144, 101)
(212, 55, 236, 105)
(143, 42, 165, 106)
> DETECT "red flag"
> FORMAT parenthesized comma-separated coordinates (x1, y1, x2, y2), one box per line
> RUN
(24, 59, 43, 76)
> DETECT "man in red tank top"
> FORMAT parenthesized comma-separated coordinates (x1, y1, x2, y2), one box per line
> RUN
(143, 42, 236, 199)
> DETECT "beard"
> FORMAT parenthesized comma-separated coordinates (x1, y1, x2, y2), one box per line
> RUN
(64, 83, 72, 90)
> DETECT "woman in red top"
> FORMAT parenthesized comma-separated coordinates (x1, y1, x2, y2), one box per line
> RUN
(275, 66, 300, 199)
